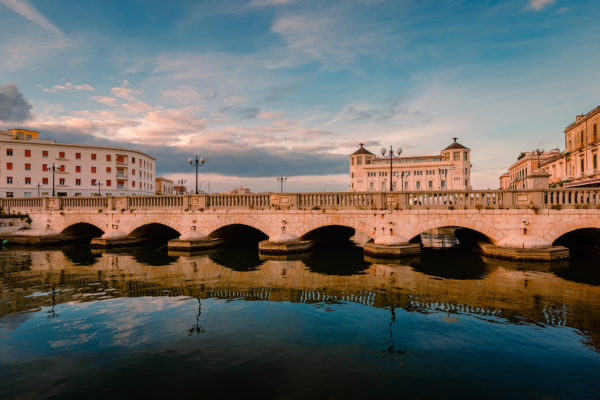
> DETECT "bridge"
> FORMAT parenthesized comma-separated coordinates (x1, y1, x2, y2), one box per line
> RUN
(1, 188, 600, 260)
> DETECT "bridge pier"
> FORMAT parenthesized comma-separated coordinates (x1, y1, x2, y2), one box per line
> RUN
(167, 236, 224, 252)
(258, 232, 313, 255)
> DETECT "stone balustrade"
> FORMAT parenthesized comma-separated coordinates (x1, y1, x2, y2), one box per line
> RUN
(1, 188, 600, 212)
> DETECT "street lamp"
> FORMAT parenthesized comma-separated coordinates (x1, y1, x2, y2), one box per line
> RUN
(36, 183, 41, 197)
(188, 156, 205, 194)
(276, 176, 287, 193)
(92, 181, 103, 196)
(48, 163, 61, 197)
(380, 146, 402, 191)
(533, 148, 543, 169)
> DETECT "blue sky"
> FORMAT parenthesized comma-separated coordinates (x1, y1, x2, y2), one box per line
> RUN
(0, 0, 599, 192)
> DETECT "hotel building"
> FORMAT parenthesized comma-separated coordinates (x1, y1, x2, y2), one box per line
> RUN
(349, 138, 472, 192)
(499, 149, 560, 190)
(500, 105, 600, 189)
(0, 129, 156, 197)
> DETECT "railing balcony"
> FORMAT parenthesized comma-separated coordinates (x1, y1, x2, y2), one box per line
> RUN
(116, 162, 128, 166)
(116, 173, 128, 178)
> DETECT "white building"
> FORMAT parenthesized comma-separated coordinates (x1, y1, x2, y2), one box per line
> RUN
(155, 177, 174, 195)
(0, 129, 156, 197)
(349, 138, 472, 191)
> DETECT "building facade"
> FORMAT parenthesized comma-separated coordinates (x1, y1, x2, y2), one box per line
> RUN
(0, 129, 156, 197)
(155, 177, 174, 195)
(349, 138, 472, 192)
(499, 149, 560, 190)
(500, 105, 600, 189)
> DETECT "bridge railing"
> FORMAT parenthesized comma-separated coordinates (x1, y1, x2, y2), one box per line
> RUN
(2, 188, 600, 212)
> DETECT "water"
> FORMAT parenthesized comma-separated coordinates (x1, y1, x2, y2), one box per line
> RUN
(1, 242, 599, 399)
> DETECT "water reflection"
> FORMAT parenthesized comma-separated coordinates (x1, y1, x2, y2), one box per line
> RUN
(1, 244, 600, 399)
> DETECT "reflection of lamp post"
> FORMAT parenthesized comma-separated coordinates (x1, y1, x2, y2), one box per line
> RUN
(188, 156, 205, 194)
(92, 181, 103, 196)
(188, 298, 205, 336)
(277, 176, 287, 193)
(380, 146, 402, 191)
(48, 163, 61, 197)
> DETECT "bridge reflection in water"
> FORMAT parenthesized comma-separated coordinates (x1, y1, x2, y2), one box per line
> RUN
(1, 244, 599, 351)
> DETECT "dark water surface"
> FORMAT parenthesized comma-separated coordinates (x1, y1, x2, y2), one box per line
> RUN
(1, 242, 599, 400)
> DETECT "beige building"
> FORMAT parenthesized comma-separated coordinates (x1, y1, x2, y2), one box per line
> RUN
(499, 149, 560, 190)
(155, 177, 174, 195)
(500, 105, 600, 189)
(0, 129, 156, 197)
(349, 138, 472, 192)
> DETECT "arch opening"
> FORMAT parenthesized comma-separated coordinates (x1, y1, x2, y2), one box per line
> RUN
(554, 228, 600, 256)
(208, 224, 268, 245)
(129, 223, 181, 241)
(61, 223, 104, 238)
(410, 226, 492, 250)
(302, 225, 357, 247)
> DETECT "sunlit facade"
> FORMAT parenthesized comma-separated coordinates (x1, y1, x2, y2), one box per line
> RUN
(349, 139, 472, 192)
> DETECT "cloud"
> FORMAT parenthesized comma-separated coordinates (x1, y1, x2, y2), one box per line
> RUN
(42, 82, 94, 93)
(249, 0, 296, 7)
(110, 80, 140, 102)
(0, 83, 33, 122)
(239, 107, 261, 119)
(525, 0, 555, 11)
(0, 0, 63, 37)
(162, 85, 202, 104)
(92, 96, 118, 106)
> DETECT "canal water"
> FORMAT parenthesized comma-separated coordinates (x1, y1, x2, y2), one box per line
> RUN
(1, 241, 599, 399)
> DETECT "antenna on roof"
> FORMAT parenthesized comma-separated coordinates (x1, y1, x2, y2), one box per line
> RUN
(452, 137, 458, 142)
(359, 143, 364, 148)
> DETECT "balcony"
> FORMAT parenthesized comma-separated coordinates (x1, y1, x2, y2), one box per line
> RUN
(116, 173, 128, 179)
(116, 161, 128, 166)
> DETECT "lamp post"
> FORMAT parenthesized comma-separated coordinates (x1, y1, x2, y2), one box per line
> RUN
(380, 146, 402, 191)
(276, 176, 287, 193)
(188, 156, 205, 194)
(48, 163, 61, 197)
(36, 183, 41, 197)
(92, 181, 103, 196)
(533, 148, 543, 169)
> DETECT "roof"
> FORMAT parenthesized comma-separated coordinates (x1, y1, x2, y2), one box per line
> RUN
(352, 143, 374, 155)
(443, 137, 468, 150)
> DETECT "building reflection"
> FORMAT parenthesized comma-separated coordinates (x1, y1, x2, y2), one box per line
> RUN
(0, 246, 599, 352)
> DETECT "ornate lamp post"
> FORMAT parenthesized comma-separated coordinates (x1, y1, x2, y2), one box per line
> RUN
(276, 176, 287, 193)
(92, 181, 103, 196)
(380, 146, 402, 191)
(188, 156, 205, 194)
(36, 183, 41, 197)
(48, 163, 61, 197)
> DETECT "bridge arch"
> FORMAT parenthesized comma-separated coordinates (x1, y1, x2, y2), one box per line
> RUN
(405, 215, 503, 245)
(128, 223, 181, 240)
(60, 222, 104, 237)
(546, 220, 600, 244)
(207, 223, 269, 244)
(297, 220, 374, 244)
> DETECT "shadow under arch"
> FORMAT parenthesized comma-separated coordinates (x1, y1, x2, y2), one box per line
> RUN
(553, 228, 600, 255)
(407, 226, 493, 280)
(208, 224, 269, 244)
(301, 225, 370, 275)
(60, 222, 104, 238)
(128, 223, 181, 241)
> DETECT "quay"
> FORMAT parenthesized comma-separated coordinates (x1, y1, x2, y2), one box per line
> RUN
(0, 188, 599, 260)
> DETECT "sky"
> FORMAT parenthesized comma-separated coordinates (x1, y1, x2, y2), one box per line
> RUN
(0, 0, 599, 193)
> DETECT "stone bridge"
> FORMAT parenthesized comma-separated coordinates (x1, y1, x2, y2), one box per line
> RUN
(1, 188, 600, 260)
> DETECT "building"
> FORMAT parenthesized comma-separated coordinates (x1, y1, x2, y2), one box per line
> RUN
(0, 129, 156, 197)
(231, 186, 251, 194)
(499, 149, 560, 190)
(500, 105, 600, 189)
(349, 138, 472, 192)
(155, 177, 174, 195)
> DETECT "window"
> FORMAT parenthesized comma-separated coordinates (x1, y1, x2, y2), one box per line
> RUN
(594, 123, 598, 141)
(465, 168, 468, 175)
(594, 154, 598, 170)
(106, 180, 111, 187)
(59, 151, 65, 158)
(59, 178, 65, 185)
(25, 177, 31, 185)
(76, 152, 81, 159)
(76, 166, 81, 173)
(357, 157, 363, 165)
(428, 181, 433, 188)
(42, 178, 48, 184)
(25, 163, 30, 171)
(416, 181, 421, 190)
(91, 153, 96, 160)
(132, 169, 135, 175)
(441, 180, 446, 189)
(106, 155, 111, 161)
(132, 157, 136, 163)
(581, 158, 585, 174)
(6, 177, 12, 184)
(132, 181, 136, 187)
(25, 149, 31, 157)
(106, 167, 111, 173)
(6, 163, 12, 170)
(91, 166, 96, 173)
(42, 164, 48, 171)
(42, 150, 48, 158)
(6, 192, 13, 198)
(453, 152, 460, 161)
(6, 149, 12, 156)
(463, 152, 468, 160)
(580, 130, 584, 146)
(76, 179, 81, 186)
(91, 179, 97, 185)
(60, 165, 65, 172)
